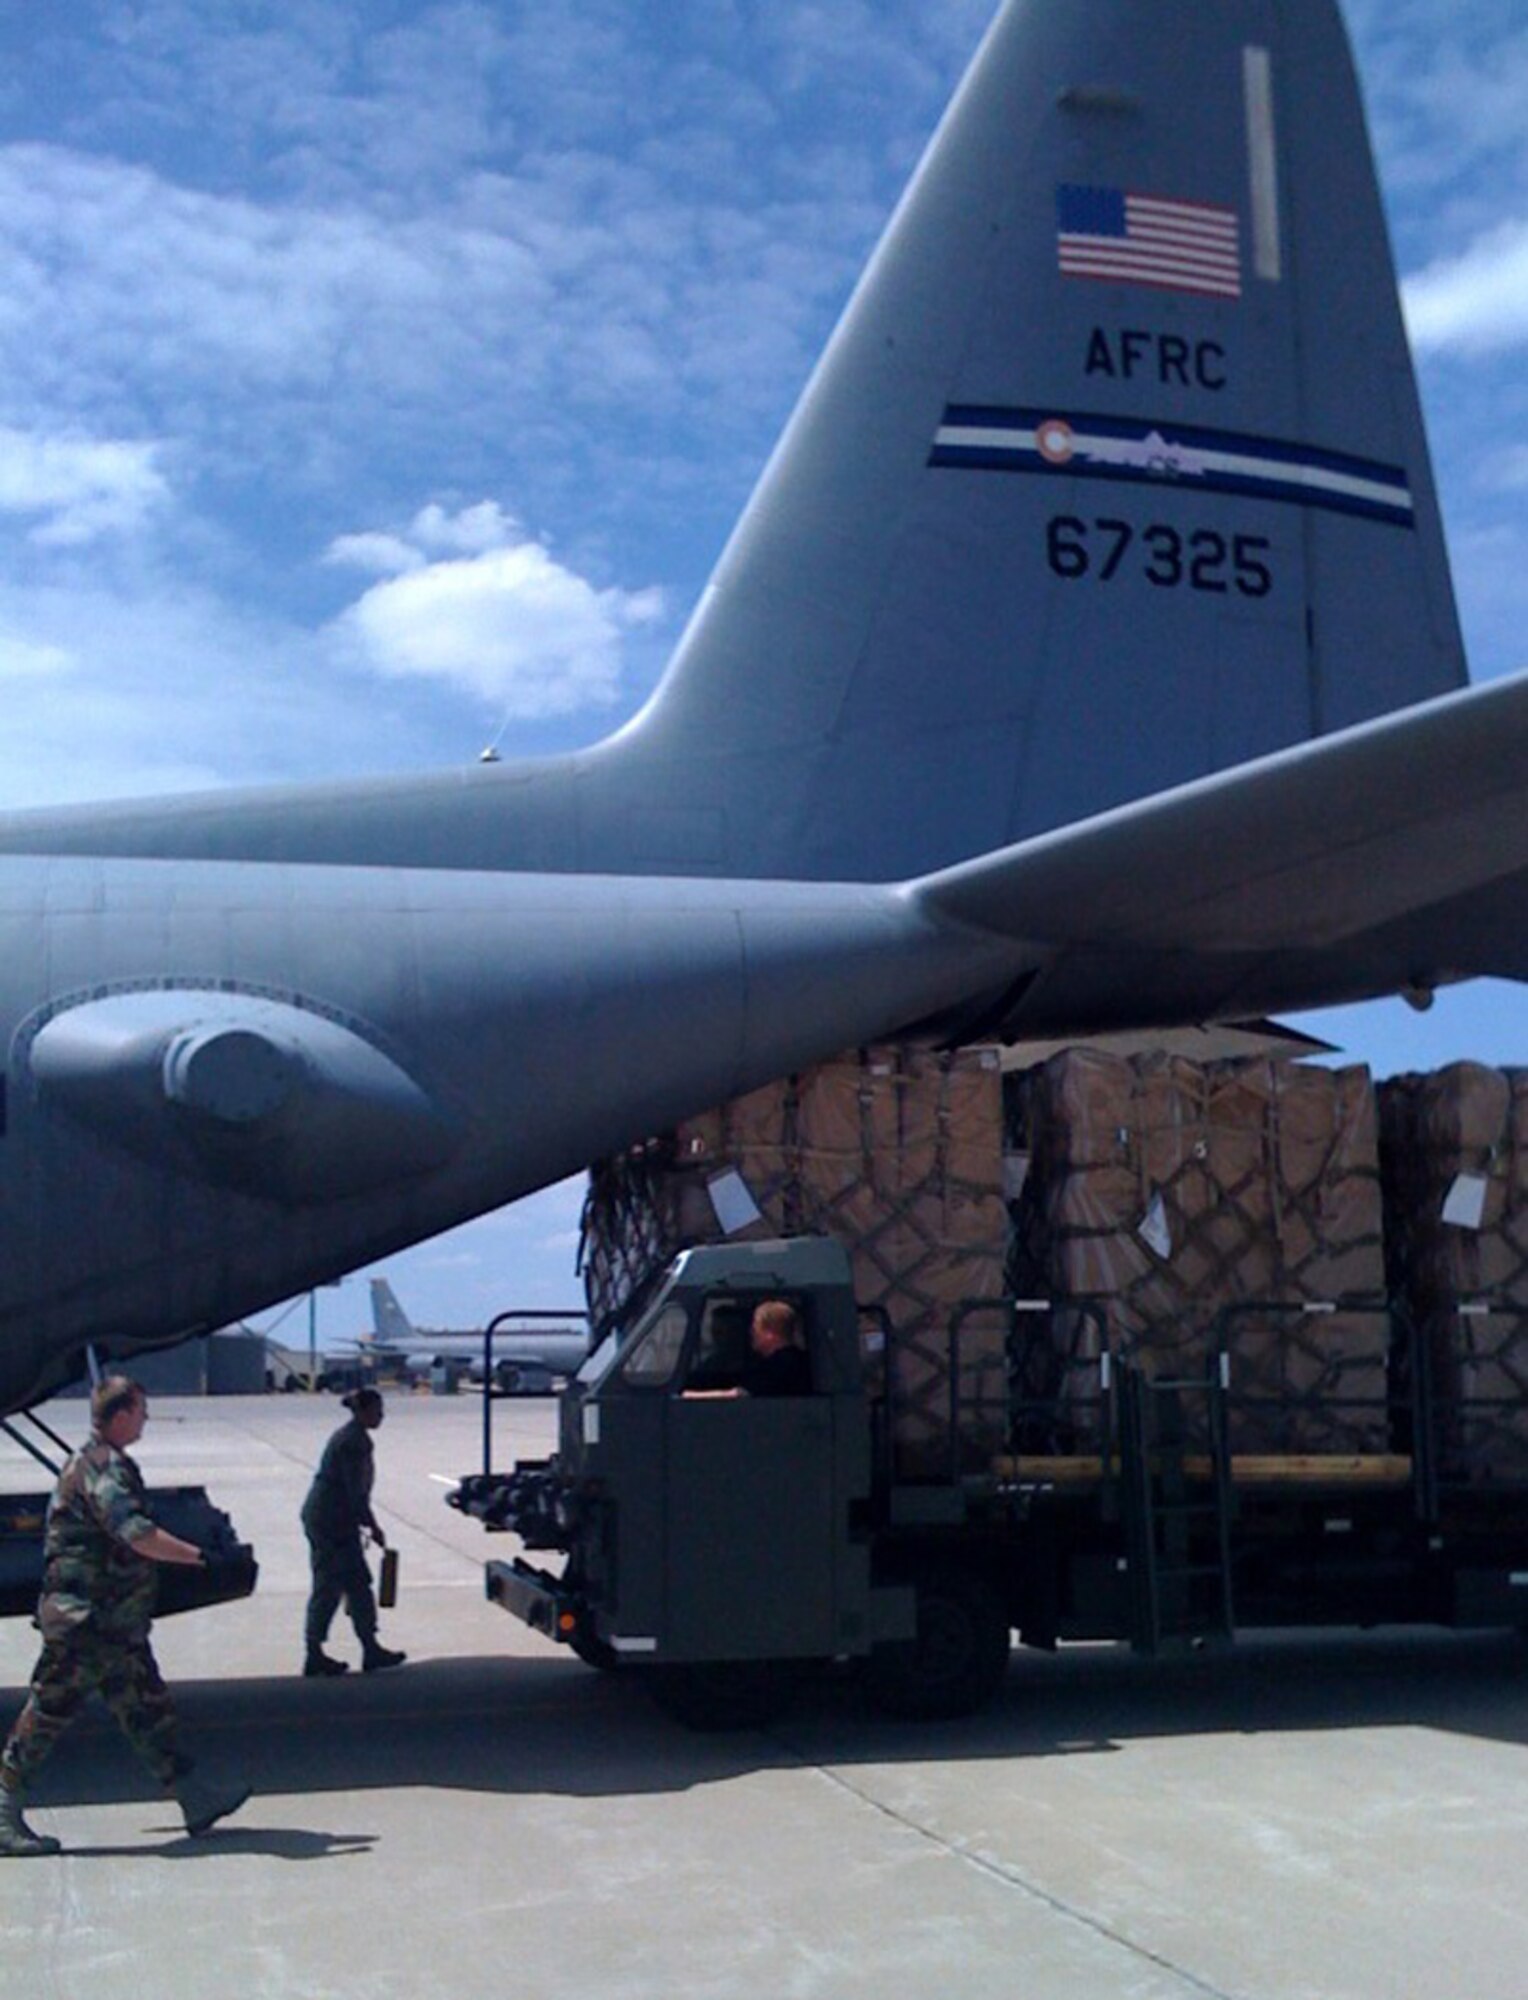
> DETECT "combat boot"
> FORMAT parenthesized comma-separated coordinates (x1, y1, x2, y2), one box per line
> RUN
(361, 1642, 406, 1673)
(303, 1650, 349, 1677)
(174, 1770, 252, 1837)
(0, 1779, 60, 1857)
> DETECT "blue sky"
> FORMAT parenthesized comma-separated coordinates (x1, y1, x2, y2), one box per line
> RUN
(4, 0, 1526, 1341)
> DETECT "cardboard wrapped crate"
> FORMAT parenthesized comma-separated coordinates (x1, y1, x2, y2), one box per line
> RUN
(1378, 1065, 1528, 1484)
(1008, 1052, 1389, 1454)
(580, 1046, 1010, 1475)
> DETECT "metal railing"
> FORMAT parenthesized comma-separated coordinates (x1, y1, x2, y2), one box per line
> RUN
(1206, 1295, 1399, 1457)
(866, 1294, 1110, 1486)
(0, 1407, 71, 1477)
(478, 1309, 592, 1479)
(1428, 1299, 1528, 1504)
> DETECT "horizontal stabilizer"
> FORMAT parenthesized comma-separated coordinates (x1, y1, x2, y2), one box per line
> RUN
(999, 1019, 1335, 1071)
(917, 671, 1528, 1031)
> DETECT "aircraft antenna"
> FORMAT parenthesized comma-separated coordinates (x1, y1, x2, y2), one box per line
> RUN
(478, 713, 511, 764)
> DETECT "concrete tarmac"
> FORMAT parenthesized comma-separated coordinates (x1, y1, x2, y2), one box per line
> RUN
(2, 1393, 1527, 2000)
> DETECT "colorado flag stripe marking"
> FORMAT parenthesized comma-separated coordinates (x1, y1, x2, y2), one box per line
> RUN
(928, 405, 1414, 526)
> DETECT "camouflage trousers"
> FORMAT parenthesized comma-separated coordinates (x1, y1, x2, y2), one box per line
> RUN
(304, 1531, 376, 1652)
(1, 1628, 181, 1791)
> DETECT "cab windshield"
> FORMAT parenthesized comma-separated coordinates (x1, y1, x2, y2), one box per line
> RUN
(574, 1332, 619, 1387)
(619, 1301, 690, 1388)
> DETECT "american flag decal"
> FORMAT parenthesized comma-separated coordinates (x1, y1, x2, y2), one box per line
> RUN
(1056, 184, 1241, 300)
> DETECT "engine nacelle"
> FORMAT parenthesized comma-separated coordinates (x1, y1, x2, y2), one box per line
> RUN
(27, 987, 457, 1206)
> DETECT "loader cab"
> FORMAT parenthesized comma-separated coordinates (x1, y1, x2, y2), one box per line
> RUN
(619, 1289, 815, 1396)
(579, 1236, 866, 1402)
(679, 1295, 761, 1391)
(566, 1239, 875, 1665)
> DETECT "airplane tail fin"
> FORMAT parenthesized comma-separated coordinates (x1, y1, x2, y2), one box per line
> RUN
(369, 1279, 415, 1345)
(606, 0, 1464, 882)
(0, 0, 1467, 900)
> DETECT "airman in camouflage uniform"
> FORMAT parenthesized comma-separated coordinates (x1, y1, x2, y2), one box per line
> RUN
(0, 1376, 251, 1857)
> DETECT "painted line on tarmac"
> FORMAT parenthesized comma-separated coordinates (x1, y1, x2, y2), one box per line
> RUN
(800, 1758, 1241, 2000)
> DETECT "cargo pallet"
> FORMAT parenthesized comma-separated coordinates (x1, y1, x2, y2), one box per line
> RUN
(900, 1295, 1528, 1658)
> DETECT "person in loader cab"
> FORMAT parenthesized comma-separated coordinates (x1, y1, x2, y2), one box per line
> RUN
(683, 1299, 813, 1399)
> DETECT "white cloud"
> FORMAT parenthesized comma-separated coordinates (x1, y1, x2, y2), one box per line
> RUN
(411, 500, 521, 555)
(0, 630, 73, 680)
(344, 537, 662, 714)
(1493, 446, 1528, 490)
(539, 1227, 584, 1253)
(332, 505, 663, 715)
(0, 124, 865, 542)
(324, 532, 425, 577)
(1403, 219, 1528, 353)
(0, 427, 168, 545)
(325, 506, 545, 578)
(0, 144, 555, 479)
(509, 1174, 590, 1256)
(0, 574, 434, 811)
(1446, 520, 1528, 680)
(343, 1173, 591, 1326)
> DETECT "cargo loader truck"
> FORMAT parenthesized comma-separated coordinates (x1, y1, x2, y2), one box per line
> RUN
(450, 1236, 1528, 1728)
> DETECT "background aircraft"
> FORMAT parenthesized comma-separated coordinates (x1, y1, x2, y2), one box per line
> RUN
(361, 1280, 589, 1391)
(0, 0, 1524, 1416)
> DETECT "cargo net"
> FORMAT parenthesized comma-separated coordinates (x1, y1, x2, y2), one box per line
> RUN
(1378, 1066, 1528, 1485)
(1437, 1307, 1528, 1486)
(1004, 1301, 1111, 1459)
(580, 1046, 1011, 1477)
(1210, 1302, 1394, 1457)
(1006, 1051, 1391, 1457)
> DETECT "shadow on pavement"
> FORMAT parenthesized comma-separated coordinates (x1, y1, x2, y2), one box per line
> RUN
(7, 1624, 1528, 1813)
(53, 1827, 379, 1862)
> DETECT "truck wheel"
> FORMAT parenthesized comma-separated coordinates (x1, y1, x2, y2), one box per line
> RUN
(568, 1627, 621, 1673)
(864, 1571, 1010, 1721)
(648, 1661, 792, 1732)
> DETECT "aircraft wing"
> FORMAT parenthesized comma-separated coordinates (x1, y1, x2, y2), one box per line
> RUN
(916, 670, 1528, 1033)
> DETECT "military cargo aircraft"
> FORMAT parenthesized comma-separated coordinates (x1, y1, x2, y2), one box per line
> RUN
(362, 1281, 588, 1391)
(0, 0, 1524, 1416)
